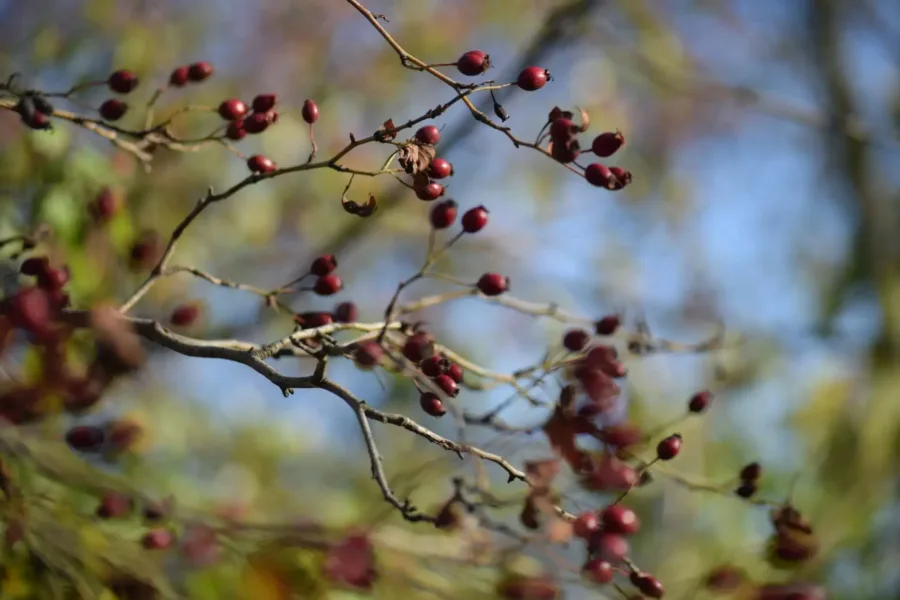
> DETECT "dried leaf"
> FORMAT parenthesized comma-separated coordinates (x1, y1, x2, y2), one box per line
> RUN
(524, 459, 559, 489)
(342, 194, 377, 217)
(576, 106, 590, 132)
(377, 118, 397, 141)
(398, 142, 436, 175)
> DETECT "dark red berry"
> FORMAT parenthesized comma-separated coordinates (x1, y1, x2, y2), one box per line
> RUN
(170, 303, 201, 327)
(632, 573, 664, 598)
(218, 98, 247, 121)
(142, 528, 174, 550)
(549, 118, 576, 142)
(97, 492, 133, 519)
(549, 139, 580, 164)
(108, 70, 139, 94)
(688, 390, 712, 413)
(656, 433, 682, 461)
(6, 287, 52, 335)
(582, 559, 613, 584)
(243, 112, 269, 134)
(563, 329, 590, 352)
(457, 50, 491, 76)
(20, 257, 50, 276)
(420, 355, 446, 377)
(301, 99, 319, 124)
(428, 158, 453, 179)
(415, 125, 440, 145)
(595, 315, 621, 335)
(430, 199, 458, 229)
(65, 425, 105, 451)
(22, 110, 51, 130)
(247, 154, 276, 174)
(354, 341, 384, 369)
(735, 482, 757, 498)
(31, 95, 54, 116)
(588, 531, 630, 563)
(584, 163, 616, 188)
(310, 254, 338, 276)
(187, 62, 213, 82)
(252, 93, 277, 113)
(572, 511, 600, 539)
(225, 120, 246, 140)
(99, 99, 128, 121)
(461, 205, 489, 233)
(296, 311, 333, 328)
(516, 67, 551, 91)
(740, 462, 761, 481)
(609, 166, 633, 186)
(415, 181, 444, 201)
(446, 362, 463, 383)
(433, 373, 459, 397)
(334, 301, 358, 323)
(476, 273, 509, 296)
(129, 231, 161, 271)
(313, 274, 342, 296)
(90, 187, 120, 221)
(420, 392, 446, 417)
(402, 332, 434, 363)
(591, 131, 625, 157)
(600, 504, 640, 535)
(143, 500, 170, 522)
(38, 267, 69, 291)
(704, 565, 744, 592)
(169, 66, 189, 87)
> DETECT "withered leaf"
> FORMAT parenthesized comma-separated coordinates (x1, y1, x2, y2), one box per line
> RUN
(398, 142, 436, 175)
(377, 118, 397, 141)
(576, 106, 590, 132)
(341, 194, 377, 217)
(524, 459, 560, 489)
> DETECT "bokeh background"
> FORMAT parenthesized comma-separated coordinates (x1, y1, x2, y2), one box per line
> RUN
(1, 0, 899, 598)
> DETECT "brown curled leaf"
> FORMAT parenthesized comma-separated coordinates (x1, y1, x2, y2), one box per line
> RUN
(398, 142, 436, 175)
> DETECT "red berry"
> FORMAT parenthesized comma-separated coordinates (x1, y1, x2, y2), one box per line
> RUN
(704, 565, 744, 592)
(550, 139, 580, 164)
(415, 181, 444, 201)
(7, 287, 52, 335)
(633, 573, 664, 598)
(446, 362, 463, 383)
(588, 531, 630, 563)
(516, 67, 551, 91)
(572, 511, 600, 539)
(428, 158, 453, 179)
(188, 61, 214, 82)
(98, 492, 133, 519)
(585, 163, 616, 188)
(457, 50, 491, 76)
(22, 110, 51, 130)
(600, 504, 640, 535)
(301, 99, 319, 124)
(247, 154, 276, 174)
(688, 390, 712, 413)
(99, 99, 128, 121)
(225, 120, 246, 140)
(476, 273, 509, 296)
(461, 205, 489, 233)
(129, 231, 161, 271)
(740, 462, 761, 481)
(433, 373, 459, 397)
(310, 254, 338, 276)
(142, 528, 174, 550)
(252, 93, 277, 113)
(354, 341, 384, 369)
(65, 425, 105, 451)
(656, 433, 682, 461)
(563, 329, 590, 352)
(20, 257, 50, 276)
(609, 166, 633, 186)
(430, 199, 458, 229)
(735, 482, 757, 498)
(217, 98, 247, 121)
(169, 66, 189, 87)
(420, 392, 446, 417)
(90, 187, 120, 221)
(549, 118, 576, 142)
(243, 112, 270, 134)
(313, 274, 343, 296)
(595, 315, 621, 335)
(108, 70, 139, 94)
(415, 125, 440, 145)
(38, 267, 69, 291)
(420, 355, 446, 377)
(334, 301, 358, 323)
(582, 559, 613, 584)
(402, 332, 434, 363)
(170, 303, 200, 327)
(591, 131, 625, 157)
(599, 423, 643, 448)
(296, 311, 333, 328)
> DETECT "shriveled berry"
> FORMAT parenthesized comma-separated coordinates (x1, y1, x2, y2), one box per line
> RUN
(310, 254, 338, 276)
(740, 462, 761, 481)
(420, 392, 445, 417)
(108, 70, 139, 94)
(301, 99, 319, 124)
(585, 163, 616, 188)
(187, 62, 213, 82)
(550, 139, 580, 164)
(516, 67, 551, 91)
(563, 329, 590, 351)
(90, 187, 120, 221)
(599, 423, 643, 448)
(572, 511, 600, 539)
(313, 274, 342, 296)
(243, 112, 269, 134)
(170, 303, 201, 327)
(688, 390, 712, 413)
(20, 257, 50, 276)
(32, 95, 54, 115)
(461, 205, 489, 233)
(65, 425, 105, 452)
(582, 559, 613, 584)
(430, 199, 458, 229)
(446, 362, 463, 383)
(225, 120, 246, 140)
(476, 273, 509, 296)
(142, 528, 174, 550)
(735, 482, 757, 498)
(97, 492, 133, 519)
(218, 98, 247, 121)
(595, 315, 621, 335)
(296, 311, 332, 328)
(247, 154, 276, 174)
(415, 125, 440, 145)
(600, 504, 640, 535)
(252, 93, 277, 113)
(21, 109, 51, 130)
(588, 531, 630, 563)
(169, 66, 189, 87)
(656, 433, 682, 461)
(433, 373, 459, 397)
(428, 158, 453, 179)
(334, 301, 358, 323)
(402, 332, 434, 363)
(457, 50, 491, 76)
(591, 131, 625, 157)
(143, 500, 170, 522)
(354, 341, 384, 369)
(415, 181, 444, 201)
(420, 355, 446, 377)
(99, 99, 128, 121)
(609, 166, 633, 186)
(549, 118, 576, 142)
